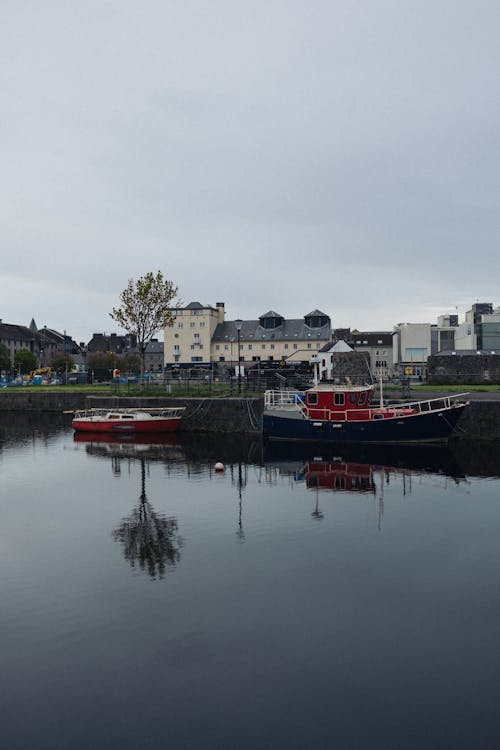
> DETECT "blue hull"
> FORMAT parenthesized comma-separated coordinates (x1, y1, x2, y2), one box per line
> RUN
(263, 404, 467, 444)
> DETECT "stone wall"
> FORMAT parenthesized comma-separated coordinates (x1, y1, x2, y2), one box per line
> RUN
(0, 392, 264, 434)
(1, 391, 499, 440)
(428, 354, 500, 384)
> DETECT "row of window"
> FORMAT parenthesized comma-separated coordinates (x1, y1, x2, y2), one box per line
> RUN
(307, 391, 369, 407)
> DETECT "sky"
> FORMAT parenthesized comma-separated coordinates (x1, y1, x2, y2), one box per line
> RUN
(2, 0, 499, 344)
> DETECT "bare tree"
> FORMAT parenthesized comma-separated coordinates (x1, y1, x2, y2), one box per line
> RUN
(110, 271, 179, 382)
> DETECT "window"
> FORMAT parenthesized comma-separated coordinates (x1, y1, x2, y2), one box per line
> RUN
(307, 392, 318, 405)
(271, 344, 275, 349)
(349, 394, 356, 404)
(174, 333, 179, 338)
(174, 345, 180, 352)
(359, 392, 367, 406)
(178, 323, 183, 328)
(262, 344, 266, 350)
(293, 344, 298, 349)
(307, 343, 312, 349)
(200, 322, 205, 328)
(252, 356, 261, 361)
(334, 393, 345, 405)
(190, 322, 195, 328)
(219, 356, 225, 361)
(248, 344, 252, 350)
(216, 345, 220, 351)
(194, 333, 200, 340)
(284, 343, 289, 349)
(191, 356, 202, 362)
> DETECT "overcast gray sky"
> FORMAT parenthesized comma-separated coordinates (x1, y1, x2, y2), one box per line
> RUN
(2, 0, 499, 344)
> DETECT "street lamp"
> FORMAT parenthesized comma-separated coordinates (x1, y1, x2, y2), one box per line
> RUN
(234, 319, 243, 395)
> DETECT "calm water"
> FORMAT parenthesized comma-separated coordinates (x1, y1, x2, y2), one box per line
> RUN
(1, 415, 500, 750)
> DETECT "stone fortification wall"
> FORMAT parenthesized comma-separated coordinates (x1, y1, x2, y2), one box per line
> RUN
(428, 354, 500, 384)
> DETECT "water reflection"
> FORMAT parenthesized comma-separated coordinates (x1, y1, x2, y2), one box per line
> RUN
(263, 440, 470, 531)
(112, 457, 183, 579)
(75, 434, 183, 579)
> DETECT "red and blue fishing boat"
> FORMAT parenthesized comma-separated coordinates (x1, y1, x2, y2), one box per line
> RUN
(263, 374, 468, 444)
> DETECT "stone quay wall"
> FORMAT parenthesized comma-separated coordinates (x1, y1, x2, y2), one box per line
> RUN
(0, 392, 264, 435)
(1, 391, 500, 440)
(428, 354, 500, 384)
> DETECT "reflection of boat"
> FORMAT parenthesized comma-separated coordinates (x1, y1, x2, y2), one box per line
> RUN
(263, 440, 465, 479)
(303, 461, 377, 493)
(73, 432, 181, 446)
(74, 432, 185, 461)
(263, 379, 468, 444)
(71, 407, 185, 434)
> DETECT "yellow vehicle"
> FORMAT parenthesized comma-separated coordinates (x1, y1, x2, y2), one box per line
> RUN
(23, 367, 52, 382)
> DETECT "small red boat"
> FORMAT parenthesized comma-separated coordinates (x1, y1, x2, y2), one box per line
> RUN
(71, 407, 185, 434)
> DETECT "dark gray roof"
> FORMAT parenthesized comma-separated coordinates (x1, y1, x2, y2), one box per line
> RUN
(212, 318, 331, 343)
(305, 309, 328, 318)
(145, 340, 164, 353)
(259, 310, 283, 319)
(0, 323, 34, 341)
(352, 331, 393, 346)
(185, 301, 205, 309)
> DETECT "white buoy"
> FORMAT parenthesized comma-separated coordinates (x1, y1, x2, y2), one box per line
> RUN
(214, 462, 225, 472)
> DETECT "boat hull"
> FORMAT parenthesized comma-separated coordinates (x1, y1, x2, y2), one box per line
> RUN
(263, 403, 467, 444)
(72, 418, 181, 434)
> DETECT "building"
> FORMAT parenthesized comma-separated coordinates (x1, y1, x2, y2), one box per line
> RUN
(392, 322, 434, 381)
(87, 332, 137, 355)
(454, 303, 500, 351)
(165, 301, 226, 368)
(350, 331, 394, 381)
(164, 302, 332, 371)
(0, 320, 35, 371)
(144, 339, 164, 374)
(87, 332, 164, 374)
(32, 322, 84, 368)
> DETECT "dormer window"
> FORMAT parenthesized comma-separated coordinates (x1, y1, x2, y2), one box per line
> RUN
(259, 311, 284, 330)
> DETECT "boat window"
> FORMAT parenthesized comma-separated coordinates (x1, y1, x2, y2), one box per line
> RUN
(349, 394, 356, 404)
(121, 415, 134, 420)
(358, 392, 367, 406)
(334, 393, 345, 406)
(307, 392, 318, 405)
(373, 413, 384, 420)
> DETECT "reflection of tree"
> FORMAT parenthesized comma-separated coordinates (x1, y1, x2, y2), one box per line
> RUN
(112, 459, 182, 579)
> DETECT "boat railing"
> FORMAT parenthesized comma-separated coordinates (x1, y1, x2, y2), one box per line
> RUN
(394, 393, 469, 414)
(264, 390, 308, 415)
(70, 406, 186, 420)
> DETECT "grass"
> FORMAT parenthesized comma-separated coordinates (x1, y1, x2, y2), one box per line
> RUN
(2, 382, 500, 397)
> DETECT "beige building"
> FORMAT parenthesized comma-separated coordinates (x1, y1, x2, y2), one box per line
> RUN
(164, 302, 332, 371)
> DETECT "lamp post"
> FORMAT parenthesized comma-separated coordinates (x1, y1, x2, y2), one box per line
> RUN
(234, 319, 243, 395)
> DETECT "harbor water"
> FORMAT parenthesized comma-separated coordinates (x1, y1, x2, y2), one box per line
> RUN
(1, 415, 500, 749)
